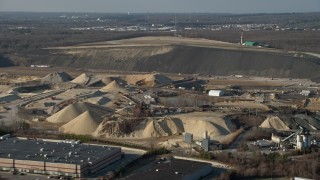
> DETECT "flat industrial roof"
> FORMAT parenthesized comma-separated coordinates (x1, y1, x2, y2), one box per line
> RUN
(0, 138, 120, 165)
(123, 158, 212, 180)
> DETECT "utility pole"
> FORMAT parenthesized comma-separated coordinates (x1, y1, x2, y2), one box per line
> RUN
(174, 14, 177, 37)
(241, 31, 243, 45)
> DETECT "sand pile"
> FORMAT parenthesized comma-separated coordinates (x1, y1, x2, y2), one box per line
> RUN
(60, 111, 102, 135)
(303, 98, 320, 111)
(100, 80, 126, 92)
(41, 72, 72, 83)
(260, 116, 290, 130)
(90, 112, 235, 139)
(92, 116, 144, 137)
(143, 117, 184, 137)
(71, 73, 90, 84)
(183, 119, 230, 138)
(0, 106, 7, 113)
(93, 119, 126, 137)
(93, 115, 153, 138)
(71, 73, 102, 86)
(123, 73, 172, 87)
(141, 114, 232, 139)
(171, 112, 233, 139)
(47, 102, 109, 124)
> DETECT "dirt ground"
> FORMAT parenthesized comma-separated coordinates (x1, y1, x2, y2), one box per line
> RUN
(53, 36, 291, 54)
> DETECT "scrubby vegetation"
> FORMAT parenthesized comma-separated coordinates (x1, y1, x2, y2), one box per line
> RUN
(198, 151, 213, 160)
(215, 151, 320, 179)
(144, 147, 170, 157)
(58, 133, 92, 142)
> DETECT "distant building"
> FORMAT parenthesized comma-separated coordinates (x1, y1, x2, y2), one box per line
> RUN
(208, 90, 224, 97)
(244, 41, 259, 46)
(296, 130, 311, 150)
(30, 65, 50, 68)
(253, 140, 272, 147)
(300, 90, 311, 96)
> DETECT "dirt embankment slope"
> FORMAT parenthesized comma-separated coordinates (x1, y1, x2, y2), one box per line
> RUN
(7, 37, 320, 81)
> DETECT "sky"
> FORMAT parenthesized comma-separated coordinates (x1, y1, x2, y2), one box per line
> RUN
(0, 0, 319, 14)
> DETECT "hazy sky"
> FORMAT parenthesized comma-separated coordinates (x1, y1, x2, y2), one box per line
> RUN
(0, 0, 319, 13)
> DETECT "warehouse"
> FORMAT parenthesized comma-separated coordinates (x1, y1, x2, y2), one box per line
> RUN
(124, 157, 213, 180)
(208, 90, 224, 97)
(0, 138, 121, 178)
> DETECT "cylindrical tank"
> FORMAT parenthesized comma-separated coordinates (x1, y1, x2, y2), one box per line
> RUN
(297, 135, 302, 142)
(203, 131, 208, 139)
(297, 141, 304, 150)
(302, 135, 308, 148)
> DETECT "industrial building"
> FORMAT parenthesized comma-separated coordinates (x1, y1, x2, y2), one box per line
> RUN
(123, 158, 213, 180)
(253, 140, 273, 148)
(208, 90, 224, 97)
(244, 41, 259, 46)
(0, 137, 122, 178)
(300, 90, 311, 96)
(296, 130, 312, 150)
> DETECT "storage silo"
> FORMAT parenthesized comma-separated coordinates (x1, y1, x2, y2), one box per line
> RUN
(302, 131, 312, 148)
(183, 133, 193, 144)
(303, 135, 308, 148)
(296, 135, 303, 150)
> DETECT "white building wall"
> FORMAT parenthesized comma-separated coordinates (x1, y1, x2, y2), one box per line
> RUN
(208, 90, 224, 97)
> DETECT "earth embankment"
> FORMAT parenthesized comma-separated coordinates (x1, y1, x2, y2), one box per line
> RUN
(6, 37, 320, 81)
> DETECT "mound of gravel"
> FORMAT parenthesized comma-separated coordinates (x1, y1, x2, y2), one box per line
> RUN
(100, 80, 125, 91)
(123, 73, 172, 87)
(47, 102, 109, 124)
(71, 73, 90, 84)
(260, 116, 290, 130)
(142, 117, 183, 137)
(41, 72, 72, 83)
(60, 111, 102, 135)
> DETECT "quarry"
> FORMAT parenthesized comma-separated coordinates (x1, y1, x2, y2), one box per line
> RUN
(1, 36, 320, 179)
(1, 61, 320, 148)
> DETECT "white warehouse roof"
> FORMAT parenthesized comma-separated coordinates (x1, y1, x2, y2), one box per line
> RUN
(208, 90, 224, 97)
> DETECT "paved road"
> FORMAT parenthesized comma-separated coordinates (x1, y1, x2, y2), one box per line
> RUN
(173, 156, 232, 169)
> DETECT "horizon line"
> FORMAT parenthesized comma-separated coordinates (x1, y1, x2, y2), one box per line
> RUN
(0, 10, 320, 15)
